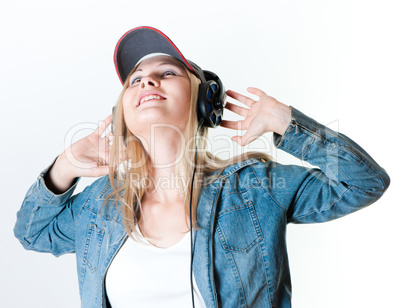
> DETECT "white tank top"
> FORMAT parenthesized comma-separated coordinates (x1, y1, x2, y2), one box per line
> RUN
(106, 229, 206, 308)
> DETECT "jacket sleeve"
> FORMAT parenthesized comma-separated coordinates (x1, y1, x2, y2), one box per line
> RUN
(13, 158, 90, 256)
(269, 107, 390, 224)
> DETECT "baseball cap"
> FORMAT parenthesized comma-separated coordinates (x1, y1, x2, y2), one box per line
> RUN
(114, 26, 205, 85)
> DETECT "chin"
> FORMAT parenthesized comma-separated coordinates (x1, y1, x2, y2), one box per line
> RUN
(128, 116, 187, 136)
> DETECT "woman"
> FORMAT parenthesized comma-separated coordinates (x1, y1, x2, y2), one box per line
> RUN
(14, 26, 390, 307)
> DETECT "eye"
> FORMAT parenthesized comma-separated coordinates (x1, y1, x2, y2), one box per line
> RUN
(130, 76, 141, 86)
(162, 70, 177, 77)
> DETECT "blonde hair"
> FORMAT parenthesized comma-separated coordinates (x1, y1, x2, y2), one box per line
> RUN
(105, 58, 272, 239)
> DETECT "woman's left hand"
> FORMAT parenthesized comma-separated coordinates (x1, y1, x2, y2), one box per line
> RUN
(221, 87, 291, 146)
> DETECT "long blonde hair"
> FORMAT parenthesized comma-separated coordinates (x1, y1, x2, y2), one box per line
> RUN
(106, 58, 272, 238)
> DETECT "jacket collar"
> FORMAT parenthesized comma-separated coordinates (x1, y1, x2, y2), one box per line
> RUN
(217, 158, 260, 178)
(205, 158, 261, 182)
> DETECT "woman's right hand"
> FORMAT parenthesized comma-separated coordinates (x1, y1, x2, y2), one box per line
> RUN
(45, 114, 116, 194)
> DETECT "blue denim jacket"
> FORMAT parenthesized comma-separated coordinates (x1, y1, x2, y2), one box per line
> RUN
(14, 108, 390, 307)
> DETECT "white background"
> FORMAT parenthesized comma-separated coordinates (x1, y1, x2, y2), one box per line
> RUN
(1, 0, 401, 307)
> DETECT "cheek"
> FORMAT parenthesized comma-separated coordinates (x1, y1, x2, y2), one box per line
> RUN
(177, 82, 191, 114)
(122, 88, 136, 108)
(174, 91, 191, 122)
(122, 89, 138, 117)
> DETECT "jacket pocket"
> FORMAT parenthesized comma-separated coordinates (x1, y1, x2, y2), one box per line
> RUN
(83, 223, 105, 272)
(217, 201, 263, 253)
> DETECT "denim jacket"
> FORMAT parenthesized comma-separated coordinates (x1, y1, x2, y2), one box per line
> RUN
(14, 108, 390, 307)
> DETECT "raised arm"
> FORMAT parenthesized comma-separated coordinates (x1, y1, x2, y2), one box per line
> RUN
(14, 114, 116, 255)
(45, 114, 114, 194)
(223, 87, 390, 222)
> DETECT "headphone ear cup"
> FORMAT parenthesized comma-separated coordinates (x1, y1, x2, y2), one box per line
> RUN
(197, 80, 226, 128)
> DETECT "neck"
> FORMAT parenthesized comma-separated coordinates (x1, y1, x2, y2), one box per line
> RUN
(136, 127, 187, 203)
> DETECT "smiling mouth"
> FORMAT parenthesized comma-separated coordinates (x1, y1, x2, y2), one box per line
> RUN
(137, 95, 165, 107)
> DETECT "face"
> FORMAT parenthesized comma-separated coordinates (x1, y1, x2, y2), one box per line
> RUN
(122, 55, 191, 137)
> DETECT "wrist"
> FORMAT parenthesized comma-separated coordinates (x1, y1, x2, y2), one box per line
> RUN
(55, 152, 77, 181)
(45, 153, 77, 194)
(271, 103, 291, 135)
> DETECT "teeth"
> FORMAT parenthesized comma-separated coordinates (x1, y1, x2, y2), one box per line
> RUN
(139, 95, 163, 105)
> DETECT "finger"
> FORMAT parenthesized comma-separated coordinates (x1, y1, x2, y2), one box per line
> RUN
(224, 102, 249, 117)
(220, 120, 247, 130)
(247, 87, 266, 98)
(232, 132, 259, 147)
(95, 114, 113, 137)
(231, 135, 242, 145)
(105, 131, 115, 144)
(226, 90, 256, 108)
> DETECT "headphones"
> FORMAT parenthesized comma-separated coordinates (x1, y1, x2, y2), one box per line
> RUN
(196, 70, 226, 128)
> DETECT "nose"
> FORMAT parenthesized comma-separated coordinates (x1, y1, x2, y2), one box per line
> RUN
(140, 76, 160, 89)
